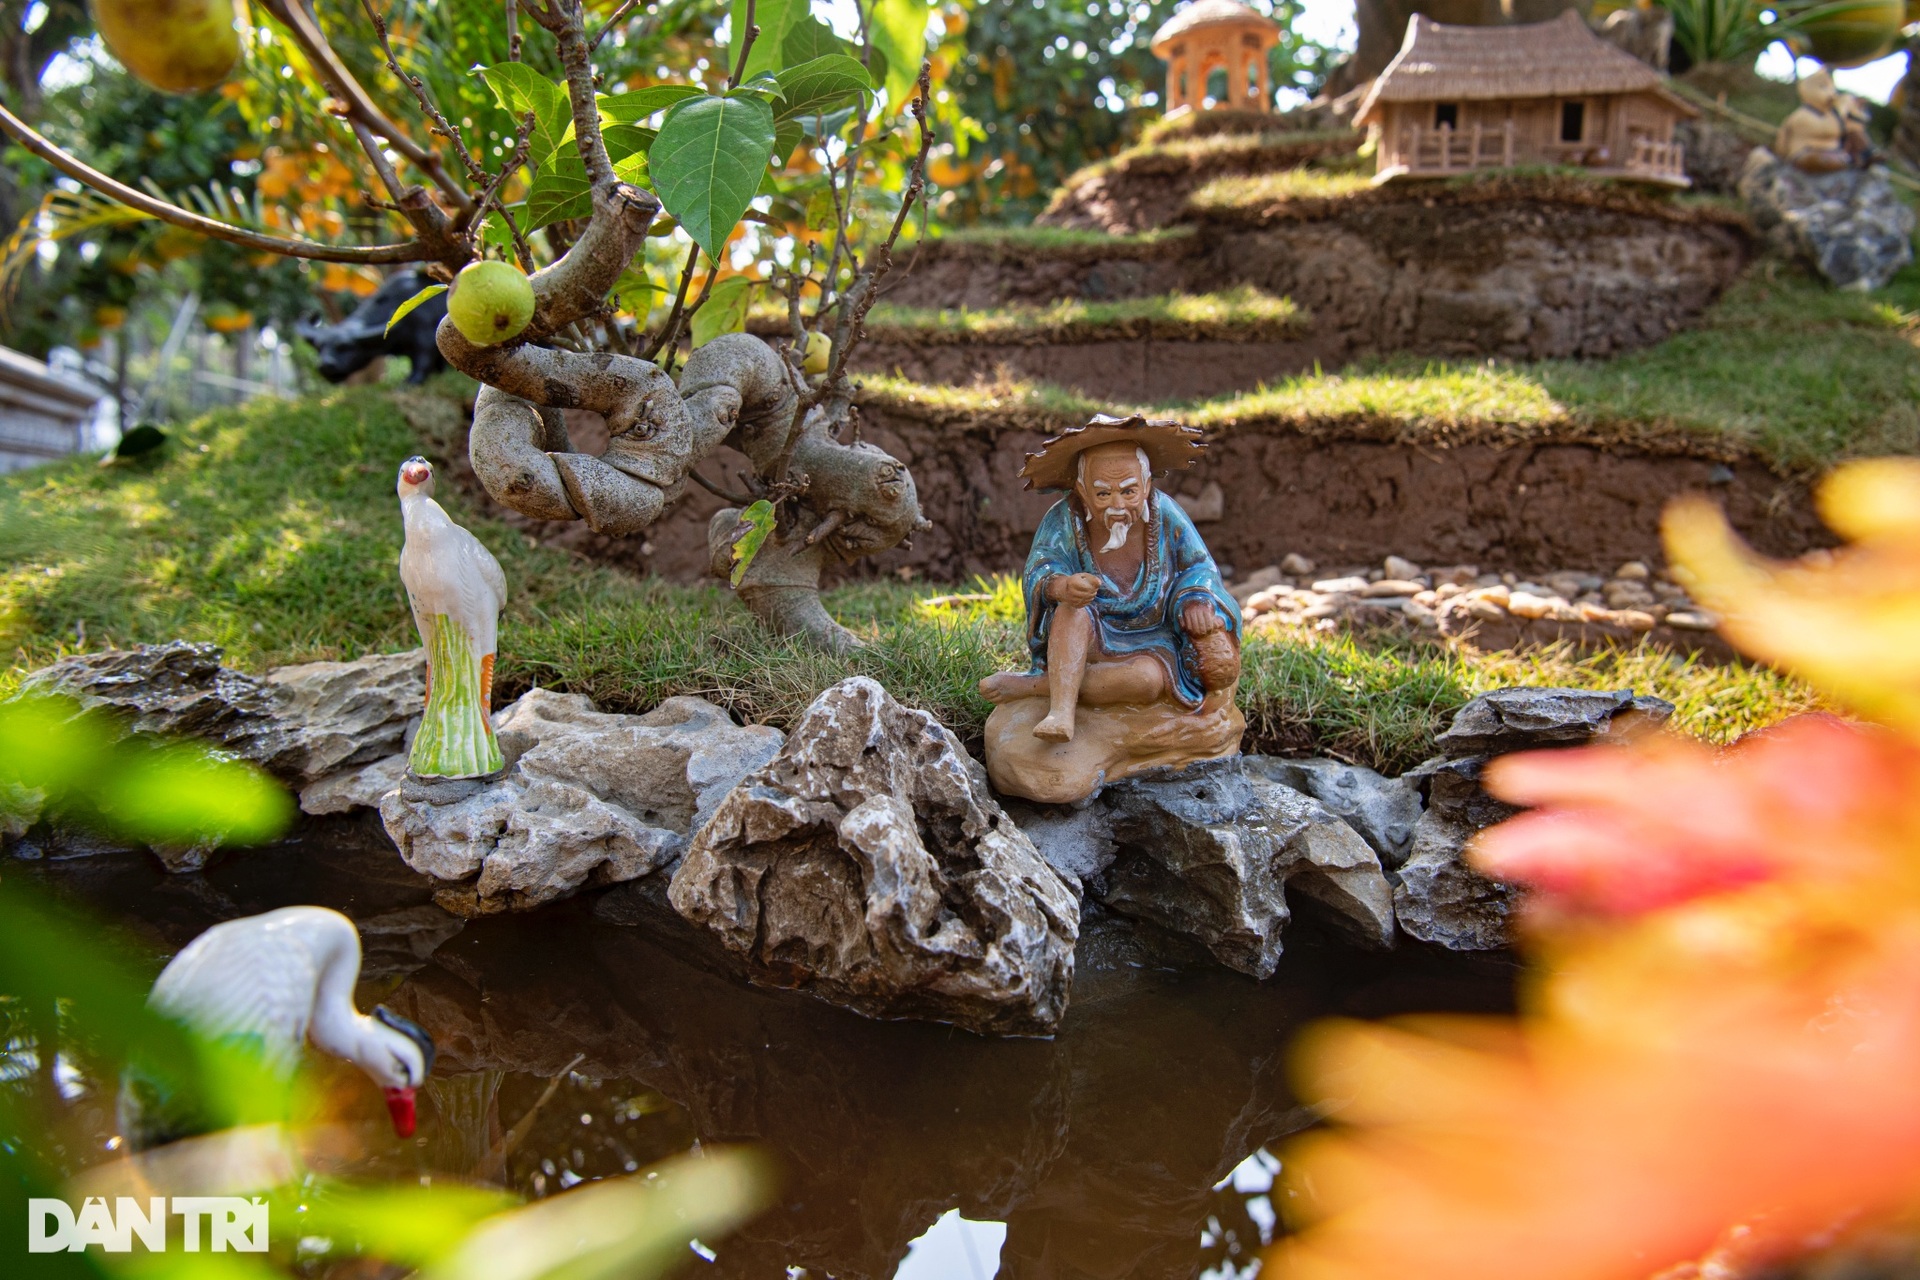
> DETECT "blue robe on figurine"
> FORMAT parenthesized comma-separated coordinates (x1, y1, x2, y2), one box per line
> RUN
(1023, 489, 1242, 709)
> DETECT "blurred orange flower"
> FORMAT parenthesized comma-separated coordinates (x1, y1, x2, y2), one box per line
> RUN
(1272, 458, 1920, 1280)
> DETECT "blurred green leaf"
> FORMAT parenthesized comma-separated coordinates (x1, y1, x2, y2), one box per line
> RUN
(419, 1148, 771, 1280)
(385, 284, 448, 338)
(526, 158, 594, 230)
(648, 94, 776, 258)
(781, 13, 855, 64)
(692, 276, 756, 348)
(868, 0, 930, 113)
(480, 63, 576, 169)
(302, 1182, 522, 1268)
(772, 54, 873, 122)
(613, 256, 656, 319)
(729, 0, 799, 81)
(728, 499, 777, 587)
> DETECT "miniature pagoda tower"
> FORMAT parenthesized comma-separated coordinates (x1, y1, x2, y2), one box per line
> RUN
(1150, 0, 1284, 115)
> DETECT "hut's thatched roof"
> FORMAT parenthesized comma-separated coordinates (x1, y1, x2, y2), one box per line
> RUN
(1150, 0, 1281, 54)
(1353, 11, 1696, 125)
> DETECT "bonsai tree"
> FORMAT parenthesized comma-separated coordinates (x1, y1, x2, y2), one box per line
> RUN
(0, 0, 939, 651)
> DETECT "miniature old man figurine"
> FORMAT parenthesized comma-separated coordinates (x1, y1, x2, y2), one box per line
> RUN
(1773, 69, 1874, 173)
(980, 415, 1244, 804)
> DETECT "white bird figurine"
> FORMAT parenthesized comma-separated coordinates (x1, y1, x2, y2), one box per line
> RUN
(397, 455, 508, 778)
(117, 906, 435, 1152)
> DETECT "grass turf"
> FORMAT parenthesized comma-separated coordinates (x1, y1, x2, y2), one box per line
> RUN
(859, 264, 1920, 472)
(0, 386, 1819, 775)
(861, 287, 1307, 346)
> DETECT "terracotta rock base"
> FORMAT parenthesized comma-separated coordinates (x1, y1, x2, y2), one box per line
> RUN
(984, 695, 1247, 805)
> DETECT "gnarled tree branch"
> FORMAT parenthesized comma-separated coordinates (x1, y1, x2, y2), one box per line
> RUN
(0, 102, 431, 264)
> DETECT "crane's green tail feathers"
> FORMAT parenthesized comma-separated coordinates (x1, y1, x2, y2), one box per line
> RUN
(411, 618, 503, 778)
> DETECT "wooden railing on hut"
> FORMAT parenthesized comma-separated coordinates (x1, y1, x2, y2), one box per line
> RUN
(1382, 121, 1688, 186)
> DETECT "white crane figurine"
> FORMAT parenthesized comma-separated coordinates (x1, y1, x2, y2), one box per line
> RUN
(397, 455, 508, 778)
(117, 906, 436, 1151)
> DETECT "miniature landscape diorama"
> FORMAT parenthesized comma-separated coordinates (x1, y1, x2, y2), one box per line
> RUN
(6, 0, 1920, 1272)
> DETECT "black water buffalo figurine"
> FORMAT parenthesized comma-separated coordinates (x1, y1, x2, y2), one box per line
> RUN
(296, 269, 449, 384)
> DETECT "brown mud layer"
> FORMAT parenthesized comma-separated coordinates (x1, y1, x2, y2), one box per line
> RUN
(889, 182, 1754, 364)
(405, 392, 1830, 593)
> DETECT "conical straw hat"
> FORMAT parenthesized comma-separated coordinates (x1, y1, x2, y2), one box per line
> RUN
(1019, 414, 1210, 492)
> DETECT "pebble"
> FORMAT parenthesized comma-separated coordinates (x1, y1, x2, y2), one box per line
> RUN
(1430, 565, 1480, 587)
(1280, 552, 1316, 576)
(1383, 555, 1423, 581)
(1615, 560, 1652, 581)
(1506, 591, 1556, 620)
(1664, 609, 1718, 631)
(1363, 579, 1426, 598)
(1312, 576, 1371, 595)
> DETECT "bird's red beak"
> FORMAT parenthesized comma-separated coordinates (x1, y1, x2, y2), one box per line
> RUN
(384, 1086, 418, 1138)
(401, 464, 430, 487)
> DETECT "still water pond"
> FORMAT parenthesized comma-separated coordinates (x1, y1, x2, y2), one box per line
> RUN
(14, 815, 1513, 1279)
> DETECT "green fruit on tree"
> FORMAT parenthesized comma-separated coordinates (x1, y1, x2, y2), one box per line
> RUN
(448, 261, 536, 346)
(1798, 0, 1904, 67)
(90, 0, 241, 94)
(802, 330, 831, 375)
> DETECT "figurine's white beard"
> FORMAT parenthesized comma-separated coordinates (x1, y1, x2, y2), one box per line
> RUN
(1099, 509, 1132, 552)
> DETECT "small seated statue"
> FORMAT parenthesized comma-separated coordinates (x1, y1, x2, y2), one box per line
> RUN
(1774, 69, 1874, 174)
(980, 415, 1244, 804)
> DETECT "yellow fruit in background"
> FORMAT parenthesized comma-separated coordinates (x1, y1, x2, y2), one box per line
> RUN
(1799, 0, 1904, 67)
(94, 305, 128, 329)
(205, 307, 253, 334)
(90, 0, 241, 94)
(802, 330, 831, 375)
(447, 260, 536, 346)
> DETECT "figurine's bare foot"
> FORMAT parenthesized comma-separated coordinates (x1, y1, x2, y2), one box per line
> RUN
(1033, 708, 1076, 742)
(979, 671, 1044, 704)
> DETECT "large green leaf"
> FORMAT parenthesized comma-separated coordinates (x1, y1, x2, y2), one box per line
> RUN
(868, 0, 930, 112)
(728, 0, 800, 81)
(782, 12, 855, 64)
(526, 157, 593, 229)
(604, 123, 658, 163)
(648, 92, 777, 257)
(773, 54, 873, 122)
(598, 83, 703, 124)
(480, 63, 574, 168)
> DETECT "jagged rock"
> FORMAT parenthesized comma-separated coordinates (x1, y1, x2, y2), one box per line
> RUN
(1096, 757, 1396, 978)
(381, 689, 783, 917)
(300, 753, 410, 816)
(1435, 687, 1674, 758)
(1739, 149, 1915, 290)
(669, 677, 1079, 1037)
(1397, 687, 1675, 950)
(1002, 801, 1119, 887)
(1250, 757, 1422, 869)
(18, 641, 424, 786)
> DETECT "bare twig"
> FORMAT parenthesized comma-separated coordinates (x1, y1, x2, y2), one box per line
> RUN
(359, 0, 489, 191)
(589, 0, 645, 52)
(470, 113, 539, 271)
(771, 61, 933, 487)
(256, 0, 473, 213)
(0, 101, 430, 264)
(506, 0, 522, 60)
(526, 0, 616, 186)
(728, 0, 759, 88)
(642, 241, 702, 361)
(690, 468, 757, 505)
(661, 262, 720, 373)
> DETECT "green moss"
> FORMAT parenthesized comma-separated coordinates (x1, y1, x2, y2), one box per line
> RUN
(0, 390, 1818, 772)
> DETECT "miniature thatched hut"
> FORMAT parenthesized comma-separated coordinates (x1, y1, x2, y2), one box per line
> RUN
(1151, 0, 1284, 115)
(1354, 11, 1696, 186)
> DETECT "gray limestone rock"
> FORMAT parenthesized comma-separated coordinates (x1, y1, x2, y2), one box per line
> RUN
(1395, 687, 1674, 950)
(1740, 149, 1915, 290)
(1250, 756, 1423, 869)
(1435, 687, 1674, 759)
(381, 689, 783, 916)
(668, 676, 1079, 1037)
(19, 641, 425, 787)
(1096, 757, 1397, 978)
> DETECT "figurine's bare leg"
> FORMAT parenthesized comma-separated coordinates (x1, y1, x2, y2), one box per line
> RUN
(1076, 654, 1169, 706)
(979, 670, 1045, 703)
(1034, 607, 1095, 742)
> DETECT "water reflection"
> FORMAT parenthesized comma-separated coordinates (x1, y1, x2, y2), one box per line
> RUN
(12, 814, 1517, 1279)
